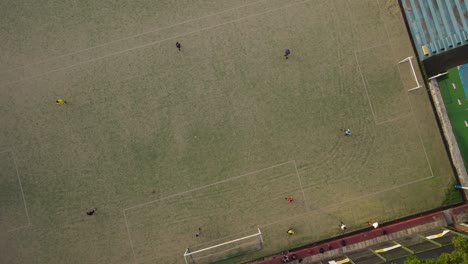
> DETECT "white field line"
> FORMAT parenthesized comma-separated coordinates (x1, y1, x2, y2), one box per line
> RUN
(354, 51, 378, 124)
(1, 0, 266, 74)
(261, 174, 435, 228)
(354, 45, 415, 126)
(375, 113, 412, 126)
(329, 175, 434, 209)
(0, 148, 13, 154)
(123, 211, 138, 264)
(376, 0, 395, 60)
(124, 161, 296, 262)
(408, 98, 435, 178)
(6, 150, 31, 232)
(124, 160, 294, 212)
(4, 0, 314, 86)
(355, 0, 414, 126)
(354, 43, 388, 54)
(380, 0, 434, 179)
(7, 224, 31, 233)
(293, 160, 309, 211)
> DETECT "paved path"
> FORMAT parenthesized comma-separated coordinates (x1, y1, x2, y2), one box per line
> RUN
(428, 79, 468, 198)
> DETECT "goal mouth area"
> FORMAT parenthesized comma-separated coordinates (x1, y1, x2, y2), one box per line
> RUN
(399, 56, 422, 92)
(184, 228, 263, 264)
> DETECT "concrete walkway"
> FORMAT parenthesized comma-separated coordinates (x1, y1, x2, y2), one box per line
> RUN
(428, 79, 468, 198)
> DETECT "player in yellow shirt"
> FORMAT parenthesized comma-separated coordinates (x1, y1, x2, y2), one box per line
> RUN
(56, 99, 66, 105)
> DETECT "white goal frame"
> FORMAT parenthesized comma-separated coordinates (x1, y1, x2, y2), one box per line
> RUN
(399, 56, 422, 92)
(183, 228, 263, 264)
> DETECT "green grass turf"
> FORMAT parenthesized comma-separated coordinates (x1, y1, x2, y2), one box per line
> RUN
(0, 0, 459, 263)
(442, 180, 464, 207)
(437, 67, 468, 171)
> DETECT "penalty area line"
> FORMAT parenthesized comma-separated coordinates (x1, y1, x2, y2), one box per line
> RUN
(124, 160, 295, 212)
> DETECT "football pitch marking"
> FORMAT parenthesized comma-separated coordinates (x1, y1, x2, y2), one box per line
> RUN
(293, 160, 309, 211)
(354, 45, 412, 126)
(1, 149, 31, 232)
(328, 175, 434, 210)
(355, 47, 435, 179)
(407, 89, 435, 179)
(123, 160, 297, 263)
(354, 43, 435, 180)
(354, 50, 378, 125)
(123, 211, 138, 263)
(123, 160, 295, 211)
(0, 0, 266, 75)
(354, 43, 389, 54)
(262, 174, 435, 229)
(3, 0, 315, 86)
(374, 113, 412, 126)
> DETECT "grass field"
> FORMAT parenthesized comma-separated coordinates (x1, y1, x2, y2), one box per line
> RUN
(0, 0, 461, 263)
(438, 67, 468, 171)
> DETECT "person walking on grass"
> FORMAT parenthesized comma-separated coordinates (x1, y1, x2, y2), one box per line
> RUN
(284, 49, 291, 59)
(285, 197, 294, 203)
(341, 128, 352, 136)
(86, 208, 97, 216)
(287, 228, 295, 235)
(56, 99, 66, 105)
(195, 227, 202, 237)
(176, 42, 181, 51)
(368, 221, 379, 228)
(339, 221, 347, 231)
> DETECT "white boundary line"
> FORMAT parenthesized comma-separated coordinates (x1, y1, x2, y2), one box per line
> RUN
(184, 248, 190, 264)
(354, 0, 417, 127)
(123, 211, 138, 263)
(261, 174, 435, 228)
(354, 57, 434, 193)
(376, 0, 396, 60)
(375, 113, 412, 126)
(354, 46, 416, 126)
(184, 228, 262, 255)
(374, 1, 434, 179)
(1, 0, 266, 74)
(0, 148, 13, 154)
(4, 0, 314, 86)
(124, 160, 294, 212)
(293, 160, 309, 211)
(354, 43, 388, 54)
(287, 1, 436, 222)
(5, 149, 31, 232)
(354, 51, 378, 124)
(405, 83, 435, 179)
(123, 160, 296, 263)
(7, 224, 31, 233)
(417, 131, 435, 178)
(330, 175, 434, 209)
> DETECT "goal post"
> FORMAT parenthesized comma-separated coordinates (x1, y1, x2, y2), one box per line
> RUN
(184, 228, 264, 264)
(399, 56, 422, 92)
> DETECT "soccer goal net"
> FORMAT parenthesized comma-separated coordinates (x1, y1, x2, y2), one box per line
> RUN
(399, 56, 422, 92)
(183, 228, 263, 264)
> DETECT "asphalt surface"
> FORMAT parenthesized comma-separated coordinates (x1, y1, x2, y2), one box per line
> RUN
(382, 244, 455, 264)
